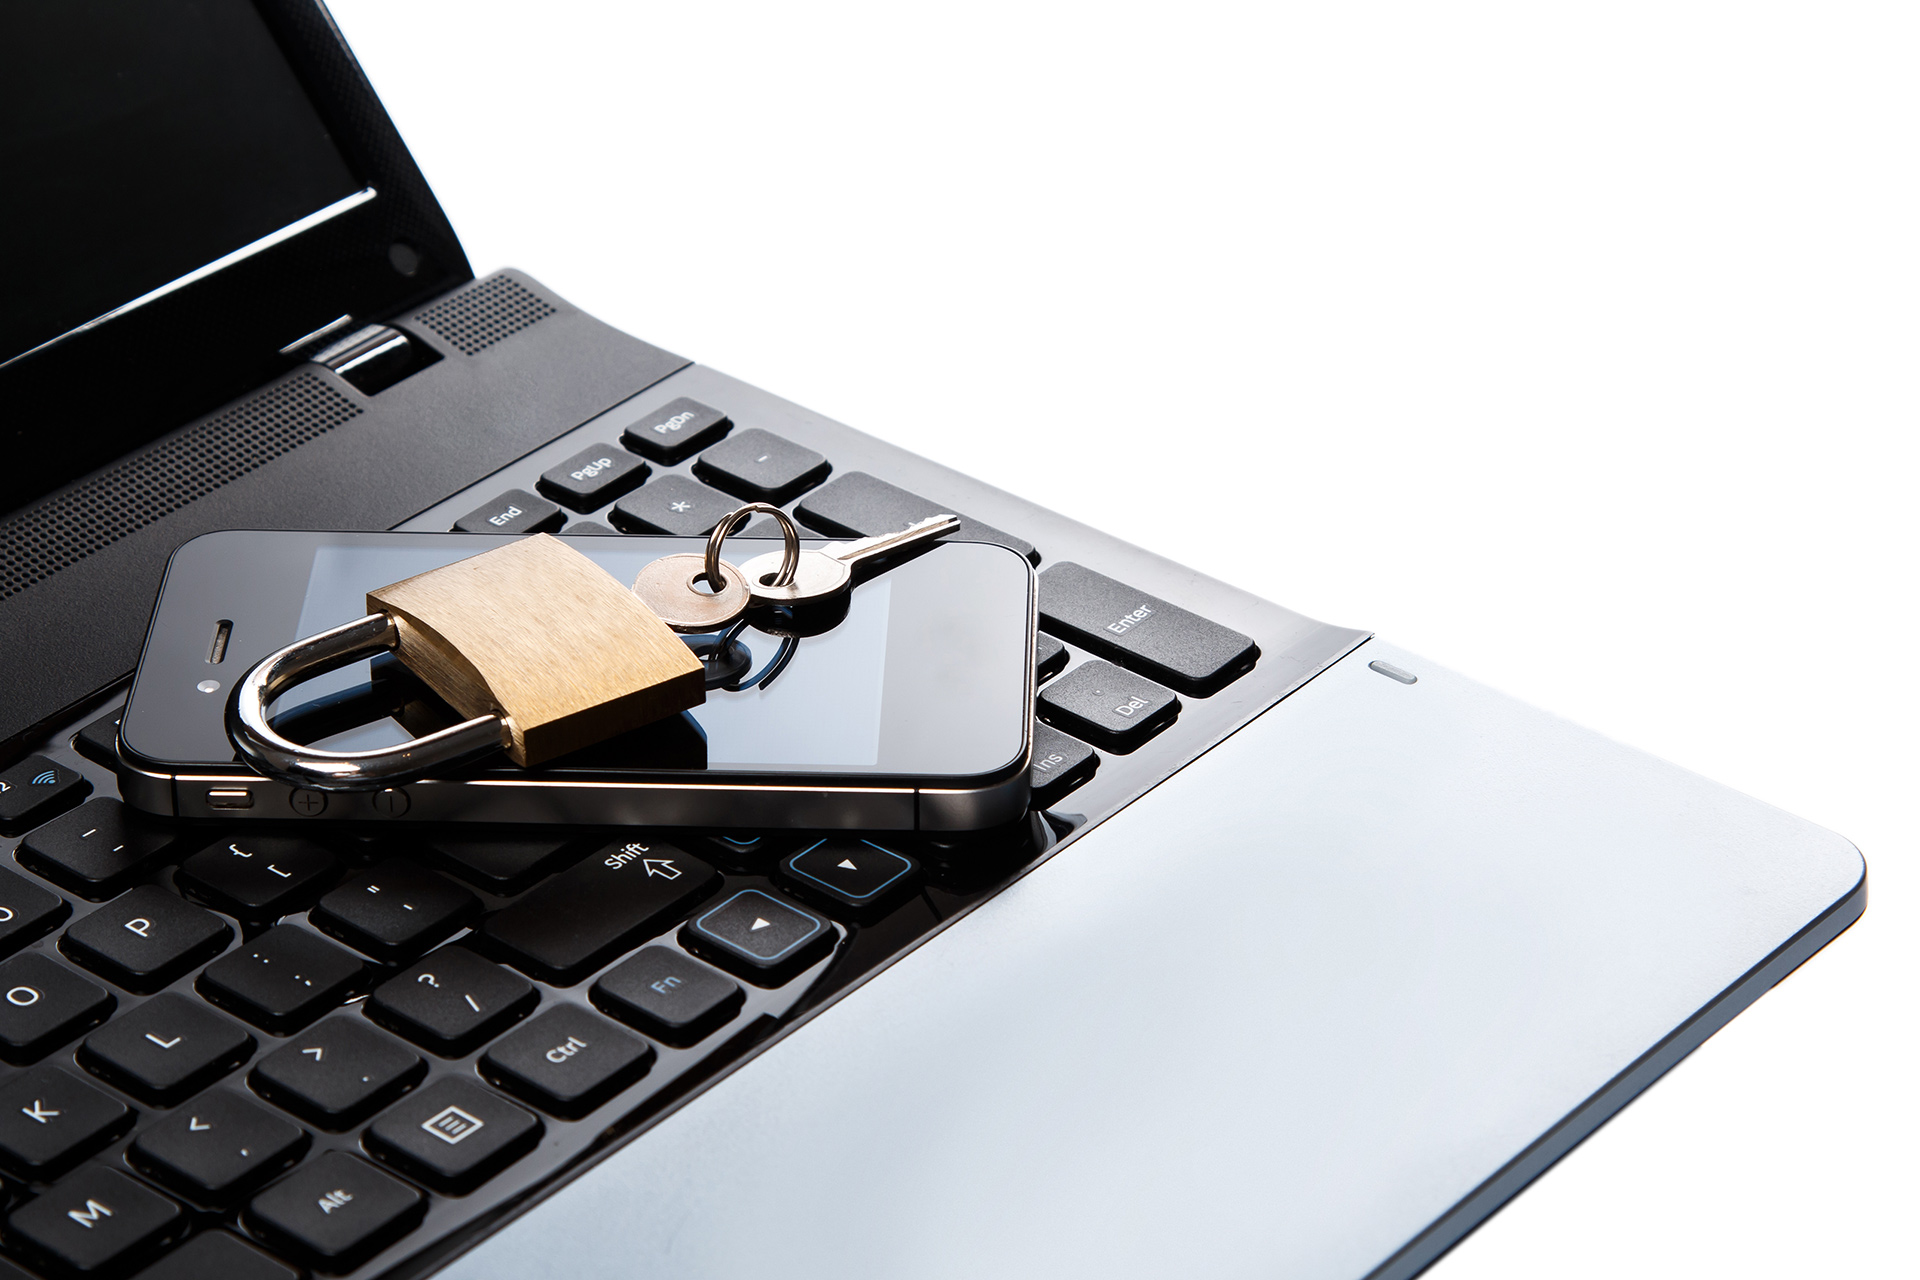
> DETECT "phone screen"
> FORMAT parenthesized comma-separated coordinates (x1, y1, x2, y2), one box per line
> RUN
(123, 532, 1033, 782)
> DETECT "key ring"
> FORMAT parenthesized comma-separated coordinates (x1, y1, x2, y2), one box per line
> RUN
(706, 503, 800, 592)
(227, 612, 512, 791)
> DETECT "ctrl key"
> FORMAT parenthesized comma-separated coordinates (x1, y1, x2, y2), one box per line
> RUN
(7, 1166, 182, 1274)
(247, 1151, 424, 1270)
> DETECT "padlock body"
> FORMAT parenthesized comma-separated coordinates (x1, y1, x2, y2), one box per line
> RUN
(367, 534, 704, 766)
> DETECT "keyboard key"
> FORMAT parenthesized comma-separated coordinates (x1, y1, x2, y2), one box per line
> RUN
(1037, 659, 1180, 753)
(423, 833, 580, 894)
(176, 835, 339, 918)
(1035, 632, 1068, 683)
(250, 1017, 423, 1129)
(452, 487, 564, 534)
(538, 444, 649, 510)
(15, 797, 177, 898)
(246, 1150, 424, 1269)
(135, 1230, 300, 1280)
(6, 1165, 181, 1275)
(199, 926, 364, 1033)
(60, 885, 231, 992)
(367, 945, 536, 1055)
(78, 994, 254, 1105)
(591, 947, 742, 1046)
(563, 519, 619, 535)
(781, 838, 919, 914)
(0, 1066, 130, 1176)
(0, 754, 90, 834)
(797, 471, 1037, 564)
(365, 1077, 542, 1194)
(72, 706, 125, 769)
(310, 859, 478, 961)
(480, 838, 718, 984)
(681, 889, 831, 984)
(1038, 561, 1258, 695)
(621, 396, 731, 464)
(129, 1090, 308, 1203)
(1030, 720, 1098, 805)
(0, 953, 114, 1063)
(611, 473, 737, 536)
(0, 866, 70, 959)
(690, 832, 797, 873)
(479, 1004, 654, 1118)
(692, 427, 830, 504)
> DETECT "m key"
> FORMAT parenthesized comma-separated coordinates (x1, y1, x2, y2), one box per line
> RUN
(6, 1165, 182, 1276)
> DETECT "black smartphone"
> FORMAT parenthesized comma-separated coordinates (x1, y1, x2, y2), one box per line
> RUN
(118, 531, 1035, 831)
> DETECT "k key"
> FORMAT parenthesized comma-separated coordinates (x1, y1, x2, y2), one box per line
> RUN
(0, 1064, 131, 1177)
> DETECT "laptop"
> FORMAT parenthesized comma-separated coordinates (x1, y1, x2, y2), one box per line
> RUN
(0, 3, 1865, 1278)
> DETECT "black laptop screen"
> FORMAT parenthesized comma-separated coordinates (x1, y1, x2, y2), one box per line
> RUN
(0, 0, 365, 367)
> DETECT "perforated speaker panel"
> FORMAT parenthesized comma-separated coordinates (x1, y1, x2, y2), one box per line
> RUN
(0, 372, 361, 600)
(412, 275, 557, 356)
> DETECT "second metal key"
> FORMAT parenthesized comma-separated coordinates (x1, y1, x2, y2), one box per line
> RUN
(738, 514, 961, 606)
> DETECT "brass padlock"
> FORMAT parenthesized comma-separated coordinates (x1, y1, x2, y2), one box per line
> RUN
(229, 534, 704, 789)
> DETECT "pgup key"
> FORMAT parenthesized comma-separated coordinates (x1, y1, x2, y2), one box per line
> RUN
(739, 514, 961, 607)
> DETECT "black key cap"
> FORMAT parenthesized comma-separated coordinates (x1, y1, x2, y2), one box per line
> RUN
(563, 519, 619, 535)
(78, 994, 254, 1105)
(0, 1066, 130, 1176)
(72, 707, 126, 769)
(423, 834, 579, 894)
(538, 444, 649, 510)
(1038, 561, 1259, 695)
(1037, 659, 1180, 753)
(690, 832, 797, 873)
(591, 947, 742, 1046)
(797, 471, 1037, 564)
(60, 885, 231, 992)
(451, 487, 564, 534)
(479, 839, 719, 983)
(692, 427, 830, 504)
(621, 396, 731, 464)
(135, 1231, 300, 1280)
(367, 945, 536, 1055)
(0, 754, 90, 835)
(310, 859, 478, 961)
(198, 926, 363, 1033)
(1030, 720, 1098, 805)
(1035, 632, 1068, 683)
(176, 835, 339, 918)
(781, 838, 919, 914)
(15, 798, 176, 897)
(246, 1150, 424, 1270)
(250, 1017, 423, 1129)
(0, 953, 114, 1063)
(364, 1077, 542, 1193)
(6, 1166, 181, 1275)
(681, 889, 832, 984)
(129, 1090, 308, 1202)
(479, 1004, 653, 1118)
(611, 473, 737, 536)
(0, 866, 70, 959)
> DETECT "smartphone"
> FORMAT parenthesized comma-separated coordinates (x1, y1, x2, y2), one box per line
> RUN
(118, 531, 1035, 831)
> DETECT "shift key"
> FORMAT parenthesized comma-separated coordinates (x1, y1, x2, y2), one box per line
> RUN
(1038, 562, 1258, 696)
(479, 841, 718, 983)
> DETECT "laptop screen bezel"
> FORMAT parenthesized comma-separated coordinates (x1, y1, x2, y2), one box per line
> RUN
(0, 0, 474, 517)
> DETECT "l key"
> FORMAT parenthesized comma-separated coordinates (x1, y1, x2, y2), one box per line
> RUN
(739, 513, 960, 605)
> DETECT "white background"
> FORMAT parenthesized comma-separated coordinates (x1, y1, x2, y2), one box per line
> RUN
(328, 2, 1915, 1275)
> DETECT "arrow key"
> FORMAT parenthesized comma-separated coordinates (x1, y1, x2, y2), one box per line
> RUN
(0, 1064, 131, 1177)
(130, 1088, 307, 1202)
(779, 838, 919, 916)
(681, 890, 833, 985)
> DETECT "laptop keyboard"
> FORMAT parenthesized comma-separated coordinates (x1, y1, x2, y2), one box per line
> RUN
(0, 368, 1357, 1278)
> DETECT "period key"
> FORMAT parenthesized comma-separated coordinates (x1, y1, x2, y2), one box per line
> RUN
(480, 839, 718, 983)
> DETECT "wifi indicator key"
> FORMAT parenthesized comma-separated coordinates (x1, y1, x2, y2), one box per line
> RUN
(0, 755, 90, 835)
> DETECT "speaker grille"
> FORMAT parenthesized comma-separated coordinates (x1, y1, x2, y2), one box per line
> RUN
(412, 275, 556, 356)
(0, 372, 362, 601)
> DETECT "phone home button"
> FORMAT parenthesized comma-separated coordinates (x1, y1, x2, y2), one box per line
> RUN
(288, 789, 328, 817)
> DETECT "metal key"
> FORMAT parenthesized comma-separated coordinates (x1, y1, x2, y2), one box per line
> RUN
(739, 514, 961, 605)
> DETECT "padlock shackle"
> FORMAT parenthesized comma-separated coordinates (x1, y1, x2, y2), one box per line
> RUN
(226, 612, 512, 792)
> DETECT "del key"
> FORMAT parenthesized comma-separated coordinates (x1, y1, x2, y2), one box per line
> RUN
(739, 513, 960, 606)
